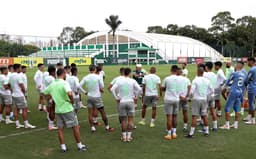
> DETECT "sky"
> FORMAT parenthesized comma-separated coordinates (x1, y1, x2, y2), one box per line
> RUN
(0, 0, 256, 38)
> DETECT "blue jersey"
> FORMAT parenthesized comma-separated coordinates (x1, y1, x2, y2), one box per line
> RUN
(226, 71, 246, 95)
(247, 66, 256, 93)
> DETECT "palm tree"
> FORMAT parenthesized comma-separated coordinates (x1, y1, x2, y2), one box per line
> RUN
(105, 15, 122, 62)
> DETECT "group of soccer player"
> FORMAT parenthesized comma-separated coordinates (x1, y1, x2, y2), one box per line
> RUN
(1, 57, 256, 152)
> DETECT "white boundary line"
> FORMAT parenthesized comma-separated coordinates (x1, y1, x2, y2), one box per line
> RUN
(0, 105, 164, 140)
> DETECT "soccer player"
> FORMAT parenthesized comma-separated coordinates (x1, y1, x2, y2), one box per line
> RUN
(182, 63, 188, 77)
(133, 64, 147, 87)
(66, 67, 86, 114)
(80, 65, 114, 133)
(177, 67, 191, 132)
(110, 68, 141, 142)
(43, 68, 87, 152)
(162, 65, 182, 140)
(203, 62, 218, 131)
(220, 62, 246, 129)
(10, 64, 36, 129)
(70, 63, 77, 69)
(34, 63, 46, 111)
(19, 65, 29, 114)
(225, 62, 235, 79)
(0, 67, 14, 124)
(64, 66, 71, 79)
(186, 66, 213, 138)
(98, 64, 105, 81)
(244, 57, 256, 124)
(43, 66, 58, 130)
(214, 61, 226, 117)
(138, 67, 162, 128)
(56, 63, 63, 70)
(7, 65, 14, 78)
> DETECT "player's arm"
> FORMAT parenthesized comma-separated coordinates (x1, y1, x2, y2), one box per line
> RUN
(64, 82, 74, 104)
(161, 79, 166, 91)
(110, 84, 119, 102)
(79, 77, 88, 95)
(134, 82, 142, 98)
(99, 78, 104, 93)
(158, 83, 162, 98)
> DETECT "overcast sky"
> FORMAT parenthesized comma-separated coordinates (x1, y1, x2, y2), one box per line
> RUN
(0, 0, 256, 37)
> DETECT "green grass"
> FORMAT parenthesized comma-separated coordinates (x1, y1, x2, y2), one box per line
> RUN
(0, 64, 255, 159)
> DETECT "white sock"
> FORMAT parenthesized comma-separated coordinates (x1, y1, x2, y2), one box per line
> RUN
(213, 120, 217, 129)
(241, 107, 244, 112)
(24, 120, 29, 125)
(15, 120, 20, 126)
(218, 111, 222, 114)
(49, 120, 54, 127)
(91, 126, 96, 131)
(10, 112, 13, 116)
(38, 104, 42, 108)
(105, 125, 109, 130)
(204, 126, 209, 134)
(122, 132, 127, 139)
(184, 123, 188, 129)
(189, 127, 195, 136)
(61, 144, 67, 150)
(6, 116, 10, 121)
(0, 114, 2, 120)
(167, 130, 172, 135)
(142, 118, 145, 122)
(151, 118, 155, 123)
(77, 142, 83, 148)
(172, 128, 177, 134)
(225, 121, 230, 127)
(93, 117, 97, 123)
(127, 132, 132, 138)
(234, 121, 238, 126)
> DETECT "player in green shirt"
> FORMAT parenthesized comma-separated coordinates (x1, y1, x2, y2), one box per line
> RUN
(43, 68, 87, 153)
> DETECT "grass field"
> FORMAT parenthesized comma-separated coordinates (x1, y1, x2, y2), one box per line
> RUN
(0, 64, 255, 159)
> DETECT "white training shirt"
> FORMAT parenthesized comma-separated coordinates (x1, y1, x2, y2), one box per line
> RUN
(34, 70, 44, 90)
(0, 74, 11, 95)
(110, 76, 124, 85)
(182, 68, 188, 77)
(142, 74, 161, 96)
(80, 73, 104, 98)
(99, 70, 105, 80)
(216, 69, 226, 89)
(203, 72, 217, 96)
(111, 77, 141, 103)
(162, 75, 182, 102)
(67, 75, 86, 99)
(20, 72, 28, 91)
(178, 75, 191, 97)
(43, 75, 55, 89)
(9, 72, 25, 97)
(191, 76, 213, 100)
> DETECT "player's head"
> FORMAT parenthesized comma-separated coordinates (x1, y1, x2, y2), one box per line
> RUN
(182, 63, 187, 69)
(98, 63, 103, 70)
(214, 61, 222, 70)
(89, 64, 97, 73)
(197, 66, 204, 76)
(198, 63, 205, 71)
(96, 66, 102, 74)
(8, 65, 14, 73)
(70, 63, 76, 69)
(64, 65, 71, 74)
(235, 61, 244, 71)
(248, 57, 255, 67)
(37, 63, 44, 71)
(119, 67, 125, 76)
(205, 62, 213, 72)
(13, 64, 21, 73)
(150, 67, 156, 74)
(124, 67, 131, 77)
(136, 64, 142, 71)
(226, 62, 232, 68)
(48, 65, 56, 76)
(56, 68, 65, 79)
(177, 67, 182, 76)
(0, 67, 8, 75)
(71, 67, 78, 76)
(21, 65, 27, 73)
(56, 63, 63, 69)
(171, 65, 178, 74)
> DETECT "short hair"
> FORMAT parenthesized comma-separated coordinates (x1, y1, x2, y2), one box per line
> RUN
(48, 65, 56, 74)
(150, 67, 156, 73)
(183, 63, 187, 66)
(248, 57, 255, 63)
(57, 68, 65, 77)
(171, 65, 178, 72)
(205, 62, 213, 70)
(21, 65, 26, 69)
(13, 64, 21, 70)
(237, 61, 244, 65)
(56, 63, 63, 67)
(198, 63, 205, 71)
(8, 65, 13, 70)
(64, 66, 71, 70)
(198, 66, 205, 75)
(214, 61, 222, 67)
(37, 63, 44, 68)
(70, 63, 76, 68)
(71, 67, 77, 75)
(0, 67, 7, 72)
(124, 68, 131, 76)
(89, 65, 96, 72)
(119, 67, 125, 74)
(98, 63, 103, 67)
(96, 66, 102, 73)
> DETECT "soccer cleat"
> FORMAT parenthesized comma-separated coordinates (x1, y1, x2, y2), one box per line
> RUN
(121, 137, 127, 142)
(230, 124, 238, 129)
(106, 127, 115, 132)
(185, 134, 194, 138)
(150, 122, 155, 128)
(61, 148, 68, 153)
(243, 115, 251, 121)
(25, 123, 36, 129)
(219, 124, 230, 130)
(230, 111, 235, 117)
(244, 120, 256, 125)
(204, 133, 209, 137)
(16, 124, 24, 129)
(183, 127, 188, 133)
(5, 120, 14, 125)
(127, 137, 133, 142)
(78, 145, 88, 152)
(48, 125, 58, 131)
(164, 134, 172, 140)
(211, 128, 218, 132)
(172, 133, 177, 139)
(138, 120, 146, 125)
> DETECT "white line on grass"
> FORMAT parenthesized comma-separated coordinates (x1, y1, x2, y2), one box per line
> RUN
(0, 105, 164, 140)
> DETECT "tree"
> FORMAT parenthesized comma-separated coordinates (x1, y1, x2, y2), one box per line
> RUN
(166, 24, 179, 35)
(105, 15, 122, 62)
(58, 27, 74, 45)
(209, 11, 235, 54)
(72, 26, 94, 44)
(147, 26, 165, 33)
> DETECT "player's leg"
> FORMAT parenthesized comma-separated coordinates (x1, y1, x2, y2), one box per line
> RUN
(181, 100, 189, 131)
(48, 100, 57, 130)
(215, 89, 222, 117)
(245, 92, 255, 124)
(119, 103, 127, 142)
(201, 100, 209, 136)
(231, 98, 241, 129)
(220, 95, 234, 130)
(0, 104, 4, 122)
(93, 108, 101, 126)
(171, 102, 179, 139)
(209, 98, 218, 131)
(187, 100, 199, 138)
(138, 104, 147, 125)
(127, 115, 134, 142)
(57, 127, 66, 152)
(150, 96, 158, 128)
(164, 103, 172, 140)
(88, 107, 95, 132)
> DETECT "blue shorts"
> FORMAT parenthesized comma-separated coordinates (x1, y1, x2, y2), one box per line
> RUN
(248, 92, 256, 111)
(225, 93, 241, 113)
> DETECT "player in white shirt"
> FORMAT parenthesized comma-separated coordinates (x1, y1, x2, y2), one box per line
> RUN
(7, 65, 14, 119)
(0, 67, 14, 124)
(138, 67, 162, 128)
(186, 66, 213, 138)
(214, 61, 227, 117)
(182, 63, 189, 77)
(34, 63, 46, 111)
(162, 65, 183, 140)
(204, 62, 218, 131)
(66, 67, 86, 113)
(43, 66, 58, 131)
(19, 66, 29, 114)
(80, 65, 114, 133)
(10, 64, 36, 129)
(98, 64, 106, 81)
(177, 68, 191, 132)
(64, 66, 71, 80)
(110, 68, 141, 142)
